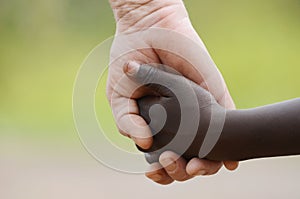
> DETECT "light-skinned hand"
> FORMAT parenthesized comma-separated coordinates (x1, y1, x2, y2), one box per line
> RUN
(107, 0, 238, 185)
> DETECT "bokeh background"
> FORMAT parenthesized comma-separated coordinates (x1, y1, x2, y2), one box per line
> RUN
(1, 0, 300, 198)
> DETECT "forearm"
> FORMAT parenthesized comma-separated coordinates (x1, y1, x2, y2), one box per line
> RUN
(207, 98, 300, 161)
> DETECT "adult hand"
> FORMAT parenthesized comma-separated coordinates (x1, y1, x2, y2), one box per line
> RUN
(107, 0, 238, 185)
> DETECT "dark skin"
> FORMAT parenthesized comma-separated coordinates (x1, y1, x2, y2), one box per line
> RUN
(126, 64, 300, 163)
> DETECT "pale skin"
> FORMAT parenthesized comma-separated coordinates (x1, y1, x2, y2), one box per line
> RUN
(107, 0, 239, 185)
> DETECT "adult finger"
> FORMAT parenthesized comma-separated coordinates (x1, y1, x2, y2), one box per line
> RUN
(186, 158, 223, 176)
(224, 161, 239, 171)
(109, 92, 153, 149)
(146, 163, 174, 185)
(159, 151, 192, 182)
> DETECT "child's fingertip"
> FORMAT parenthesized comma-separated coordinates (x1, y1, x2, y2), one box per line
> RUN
(124, 61, 140, 76)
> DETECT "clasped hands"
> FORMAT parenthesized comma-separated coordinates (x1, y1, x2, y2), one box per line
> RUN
(107, 0, 238, 185)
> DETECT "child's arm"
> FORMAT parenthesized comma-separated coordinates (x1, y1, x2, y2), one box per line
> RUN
(126, 64, 300, 163)
(207, 98, 300, 161)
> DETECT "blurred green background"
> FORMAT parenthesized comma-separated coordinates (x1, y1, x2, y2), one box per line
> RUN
(1, 0, 300, 198)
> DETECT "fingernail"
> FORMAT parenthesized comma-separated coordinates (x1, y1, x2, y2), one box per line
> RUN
(195, 170, 207, 176)
(161, 158, 177, 172)
(126, 61, 140, 76)
(150, 174, 162, 181)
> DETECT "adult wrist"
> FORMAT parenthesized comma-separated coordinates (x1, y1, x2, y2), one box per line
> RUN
(109, 0, 187, 32)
